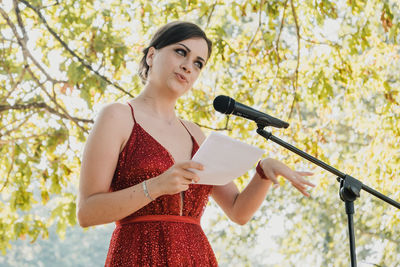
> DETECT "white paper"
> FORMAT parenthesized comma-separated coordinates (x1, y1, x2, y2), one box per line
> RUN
(191, 132, 264, 185)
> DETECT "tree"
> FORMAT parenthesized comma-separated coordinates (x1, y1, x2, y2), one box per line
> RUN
(1, 0, 399, 265)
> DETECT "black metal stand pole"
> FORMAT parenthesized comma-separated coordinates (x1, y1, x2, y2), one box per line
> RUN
(256, 126, 400, 266)
(339, 176, 360, 267)
(345, 201, 356, 267)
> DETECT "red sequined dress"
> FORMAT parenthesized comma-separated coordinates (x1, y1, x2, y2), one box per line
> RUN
(105, 103, 218, 266)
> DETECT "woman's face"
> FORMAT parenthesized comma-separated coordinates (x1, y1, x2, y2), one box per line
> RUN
(146, 37, 209, 96)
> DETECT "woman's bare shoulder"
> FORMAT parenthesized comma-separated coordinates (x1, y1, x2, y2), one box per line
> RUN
(94, 103, 132, 126)
(91, 102, 133, 140)
(97, 102, 131, 119)
(181, 119, 206, 144)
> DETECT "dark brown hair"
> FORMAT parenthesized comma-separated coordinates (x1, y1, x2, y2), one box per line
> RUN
(138, 21, 212, 85)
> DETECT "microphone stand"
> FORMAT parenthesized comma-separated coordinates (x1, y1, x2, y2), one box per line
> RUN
(255, 123, 400, 267)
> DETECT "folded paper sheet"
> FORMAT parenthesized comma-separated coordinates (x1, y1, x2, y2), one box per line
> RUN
(191, 132, 264, 185)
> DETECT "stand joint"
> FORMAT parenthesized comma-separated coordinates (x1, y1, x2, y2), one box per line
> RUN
(339, 175, 362, 202)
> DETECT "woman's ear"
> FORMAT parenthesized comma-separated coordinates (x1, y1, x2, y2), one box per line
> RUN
(146, 47, 156, 67)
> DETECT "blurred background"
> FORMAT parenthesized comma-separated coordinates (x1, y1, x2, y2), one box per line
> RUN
(0, 0, 399, 266)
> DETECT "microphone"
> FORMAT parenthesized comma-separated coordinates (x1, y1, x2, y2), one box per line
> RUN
(213, 95, 289, 128)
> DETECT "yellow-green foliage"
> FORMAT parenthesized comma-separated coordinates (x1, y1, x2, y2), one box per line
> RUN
(0, 0, 399, 265)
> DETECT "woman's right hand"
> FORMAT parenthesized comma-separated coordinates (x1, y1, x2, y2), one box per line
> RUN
(149, 161, 204, 197)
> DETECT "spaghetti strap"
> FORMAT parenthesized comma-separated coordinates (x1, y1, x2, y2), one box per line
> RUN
(127, 102, 137, 124)
(180, 120, 200, 153)
(179, 120, 195, 139)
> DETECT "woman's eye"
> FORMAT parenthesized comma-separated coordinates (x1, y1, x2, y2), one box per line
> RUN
(175, 48, 203, 69)
(194, 61, 203, 69)
(175, 49, 186, 56)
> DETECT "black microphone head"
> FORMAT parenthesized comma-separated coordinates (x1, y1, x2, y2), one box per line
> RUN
(213, 95, 235, 114)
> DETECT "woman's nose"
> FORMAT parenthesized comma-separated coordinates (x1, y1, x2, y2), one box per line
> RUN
(180, 61, 192, 73)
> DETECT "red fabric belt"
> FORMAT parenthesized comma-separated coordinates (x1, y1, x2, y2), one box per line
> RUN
(116, 215, 201, 226)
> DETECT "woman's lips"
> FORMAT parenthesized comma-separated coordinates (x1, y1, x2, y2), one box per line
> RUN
(175, 73, 188, 83)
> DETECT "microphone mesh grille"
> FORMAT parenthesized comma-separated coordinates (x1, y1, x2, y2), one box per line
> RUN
(213, 95, 235, 114)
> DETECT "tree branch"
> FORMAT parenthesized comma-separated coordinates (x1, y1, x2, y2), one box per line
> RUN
(23, 64, 93, 132)
(4, 65, 27, 100)
(247, 0, 265, 53)
(205, 1, 217, 29)
(224, 115, 230, 130)
(0, 113, 33, 137)
(35, 0, 60, 10)
(301, 36, 341, 48)
(195, 122, 230, 131)
(288, 0, 301, 121)
(14, 0, 27, 43)
(0, 133, 52, 145)
(18, 0, 134, 97)
(0, 4, 62, 86)
(275, 0, 289, 70)
(0, 142, 15, 192)
(0, 102, 94, 124)
(359, 228, 399, 245)
(291, 0, 300, 85)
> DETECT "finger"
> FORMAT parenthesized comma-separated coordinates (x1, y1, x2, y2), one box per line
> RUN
(302, 179, 316, 187)
(179, 161, 204, 170)
(301, 190, 310, 197)
(182, 177, 196, 185)
(293, 183, 310, 197)
(180, 184, 189, 191)
(290, 175, 311, 190)
(297, 171, 314, 176)
(289, 173, 314, 187)
(173, 170, 198, 184)
(270, 178, 279, 186)
(177, 176, 192, 185)
(291, 180, 306, 192)
(180, 169, 200, 183)
(295, 175, 316, 187)
(294, 181, 311, 197)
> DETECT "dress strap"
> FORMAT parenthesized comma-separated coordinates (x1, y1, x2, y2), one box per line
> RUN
(179, 120, 195, 139)
(116, 215, 201, 226)
(179, 120, 200, 155)
(127, 102, 137, 124)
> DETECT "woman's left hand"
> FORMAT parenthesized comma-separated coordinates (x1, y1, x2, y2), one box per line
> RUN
(260, 158, 315, 197)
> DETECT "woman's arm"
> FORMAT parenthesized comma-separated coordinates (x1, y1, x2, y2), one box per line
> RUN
(185, 121, 314, 225)
(77, 103, 153, 227)
(77, 104, 203, 227)
(212, 159, 314, 225)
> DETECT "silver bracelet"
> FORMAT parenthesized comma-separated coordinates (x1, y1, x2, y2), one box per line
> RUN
(142, 180, 155, 201)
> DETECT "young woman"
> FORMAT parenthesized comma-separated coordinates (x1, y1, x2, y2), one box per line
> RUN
(77, 21, 315, 266)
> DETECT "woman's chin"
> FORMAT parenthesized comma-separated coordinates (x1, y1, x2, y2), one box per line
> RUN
(168, 83, 190, 96)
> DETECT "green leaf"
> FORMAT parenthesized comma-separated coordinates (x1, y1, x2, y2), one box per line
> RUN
(67, 62, 85, 84)
(80, 86, 92, 108)
(180, 0, 187, 10)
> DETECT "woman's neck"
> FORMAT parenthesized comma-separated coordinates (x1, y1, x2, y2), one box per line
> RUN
(135, 87, 178, 122)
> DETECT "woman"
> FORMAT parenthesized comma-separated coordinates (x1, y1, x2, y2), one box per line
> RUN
(77, 21, 314, 266)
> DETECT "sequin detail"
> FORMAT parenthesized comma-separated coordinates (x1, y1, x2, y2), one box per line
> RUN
(105, 103, 217, 266)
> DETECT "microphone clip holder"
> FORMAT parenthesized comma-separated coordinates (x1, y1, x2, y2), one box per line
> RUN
(255, 117, 274, 128)
(338, 175, 362, 202)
